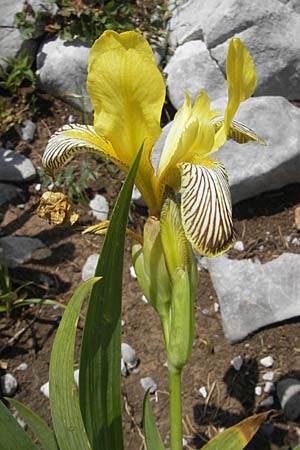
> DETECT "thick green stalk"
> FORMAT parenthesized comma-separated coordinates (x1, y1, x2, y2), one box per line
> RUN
(168, 366, 183, 450)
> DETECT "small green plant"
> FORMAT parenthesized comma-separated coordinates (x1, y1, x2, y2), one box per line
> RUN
(39, 160, 99, 206)
(14, 10, 36, 40)
(0, 51, 35, 96)
(0, 261, 63, 318)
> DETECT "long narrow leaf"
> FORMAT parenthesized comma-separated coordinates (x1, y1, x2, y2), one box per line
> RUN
(49, 277, 100, 450)
(6, 398, 59, 450)
(143, 390, 165, 450)
(201, 411, 270, 449)
(79, 146, 143, 450)
(0, 400, 38, 450)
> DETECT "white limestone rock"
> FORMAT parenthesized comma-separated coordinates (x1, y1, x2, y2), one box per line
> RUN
(210, 3, 300, 99)
(1, 373, 18, 396)
(0, 148, 36, 182)
(81, 254, 98, 281)
(204, 253, 300, 343)
(140, 377, 158, 394)
(121, 343, 138, 369)
(36, 36, 92, 112)
(89, 194, 109, 221)
(210, 96, 300, 204)
(164, 40, 227, 110)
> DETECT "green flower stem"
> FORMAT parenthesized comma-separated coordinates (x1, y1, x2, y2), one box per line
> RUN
(159, 312, 170, 350)
(168, 366, 183, 450)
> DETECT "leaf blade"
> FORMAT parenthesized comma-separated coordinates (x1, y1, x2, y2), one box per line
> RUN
(143, 390, 165, 450)
(49, 277, 100, 450)
(201, 411, 270, 450)
(79, 146, 143, 450)
(6, 398, 59, 450)
(0, 400, 38, 450)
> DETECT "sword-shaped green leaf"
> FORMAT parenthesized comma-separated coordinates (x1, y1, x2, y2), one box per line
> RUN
(79, 146, 143, 450)
(143, 390, 165, 450)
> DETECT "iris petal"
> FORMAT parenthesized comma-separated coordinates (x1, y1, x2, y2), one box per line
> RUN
(180, 159, 234, 256)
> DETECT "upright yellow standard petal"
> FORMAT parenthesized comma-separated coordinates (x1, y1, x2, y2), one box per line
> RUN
(213, 38, 257, 151)
(87, 30, 166, 213)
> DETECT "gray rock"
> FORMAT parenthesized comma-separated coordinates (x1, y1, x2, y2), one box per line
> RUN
(36, 37, 92, 112)
(0, 182, 23, 207)
(1, 373, 18, 396)
(81, 254, 98, 281)
(260, 395, 274, 407)
(233, 241, 244, 252)
(89, 194, 109, 221)
(21, 119, 36, 142)
(0, 148, 36, 182)
(210, 3, 300, 99)
(0, 236, 46, 268)
(140, 376, 158, 394)
(277, 378, 300, 420)
(205, 253, 300, 343)
(121, 358, 128, 377)
(210, 96, 300, 204)
(16, 362, 28, 371)
(231, 355, 243, 371)
(262, 371, 274, 381)
(121, 343, 138, 369)
(164, 40, 227, 110)
(0, 0, 37, 68)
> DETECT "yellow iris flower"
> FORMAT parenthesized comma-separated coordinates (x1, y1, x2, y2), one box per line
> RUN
(42, 30, 264, 256)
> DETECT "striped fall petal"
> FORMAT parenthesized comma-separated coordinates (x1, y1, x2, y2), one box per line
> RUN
(42, 124, 119, 177)
(180, 160, 234, 256)
(212, 118, 266, 146)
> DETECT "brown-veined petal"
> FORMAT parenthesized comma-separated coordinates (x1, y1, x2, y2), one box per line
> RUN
(212, 118, 266, 145)
(180, 159, 234, 256)
(42, 124, 121, 176)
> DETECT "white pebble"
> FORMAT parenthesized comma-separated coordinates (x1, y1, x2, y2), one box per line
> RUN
(16, 362, 28, 371)
(0, 373, 18, 396)
(260, 395, 274, 407)
(182, 437, 188, 448)
(198, 386, 207, 398)
(121, 358, 128, 377)
(121, 343, 138, 369)
(233, 241, 244, 251)
(255, 386, 262, 396)
(231, 355, 243, 371)
(140, 377, 157, 394)
(35, 183, 41, 191)
(141, 295, 148, 304)
(130, 266, 137, 279)
(262, 371, 274, 381)
(214, 302, 220, 312)
(68, 114, 75, 123)
(121, 319, 125, 327)
(74, 369, 79, 386)
(13, 411, 26, 429)
(40, 381, 49, 398)
(264, 382, 274, 393)
(260, 356, 274, 368)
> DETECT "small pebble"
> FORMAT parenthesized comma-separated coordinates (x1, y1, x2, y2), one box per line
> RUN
(141, 295, 148, 304)
(35, 183, 41, 191)
(140, 377, 157, 394)
(121, 319, 125, 327)
(47, 183, 54, 190)
(233, 240, 244, 251)
(21, 119, 36, 142)
(16, 204, 25, 209)
(260, 395, 274, 407)
(130, 266, 137, 279)
(264, 382, 274, 393)
(74, 369, 79, 386)
(40, 381, 49, 398)
(201, 308, 210, 316)
(214, 302, 220, 312)
(198, 386, 207, 398)
(262, 371, 274, 381)
(260, 356, 274, 368)
(218, 427, 226, 434)
(16, 362, 28, 371)
(255, 386, 262, 396)
(121, 358, 128, 377)
(231, 355, 243, 371)
(0, 373, 18, 396)
(68, 114, 75, 123)
(182, 437, 188, 448)
(121, 343, 138, 369)
(13, 411, 26, 429)
(291, 237, 300, 246)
